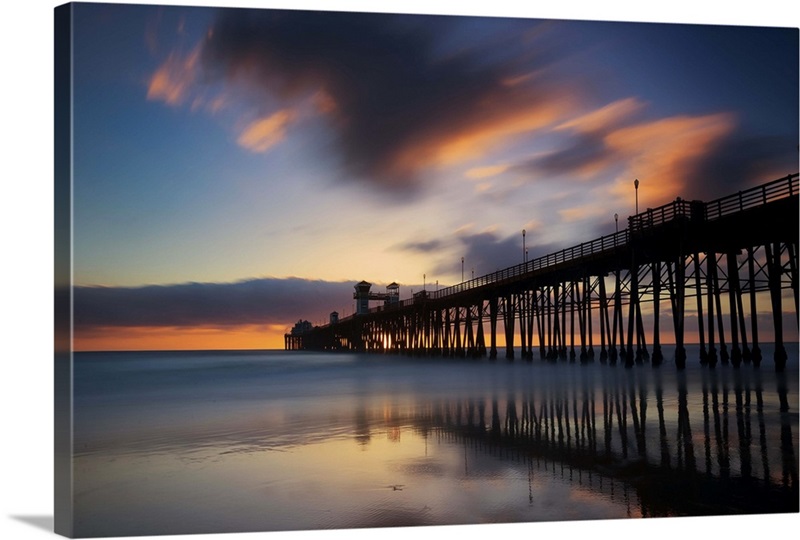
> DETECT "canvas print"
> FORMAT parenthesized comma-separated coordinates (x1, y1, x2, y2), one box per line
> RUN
(54, 1, 799, 538)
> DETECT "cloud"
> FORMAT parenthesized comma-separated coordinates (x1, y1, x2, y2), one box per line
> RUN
(558, 203, 609, 223)
(555, 97, 645, 134)
(465, 164, 510, 180)
(73, 277, 358, 330)
(512, 97, 645, 180)
(236, 109, 297, 152)
(519, 132, 612, 179)
(145, 9, 575, 195)
(146, 10, 795, 207)
(458, 232, 525, 275)
(606, 112, 737, 203)
(688, 133, 798, 199)
(146, 47, 201, 105)
(399, 239, 445, 253)
(506, 99, 740, 210)
(421, 231, 563, 278)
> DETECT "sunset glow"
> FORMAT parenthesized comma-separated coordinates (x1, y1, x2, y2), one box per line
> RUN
(67, 3, 798, 351)
(74, 324, 286, 352)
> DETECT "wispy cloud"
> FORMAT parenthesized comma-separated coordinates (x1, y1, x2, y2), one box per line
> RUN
(399, 239, 445, 253)
(465, 164, 510, 179)
(558, 204, 609, 223)
(555, 97, 645, 134)
(399, 229, 562, 279)
(236, 109, 297, 152)
(509, 100, 740, 208)
(146, 47, 201, 105)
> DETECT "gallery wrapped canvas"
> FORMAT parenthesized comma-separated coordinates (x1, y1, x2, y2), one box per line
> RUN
(53, 1, 798, 538)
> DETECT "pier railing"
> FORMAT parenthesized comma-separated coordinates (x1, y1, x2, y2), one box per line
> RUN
(704, 173, 797, 221)
(346, 173, 799, 320)
(430, 229, 630, 301)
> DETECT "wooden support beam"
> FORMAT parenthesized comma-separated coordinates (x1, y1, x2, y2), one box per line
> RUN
(706, 253, 718, 367)
(765, 242, 787, 371)
(598, 275, 609, 362)
(694, 253, 708, 364)
(652, 261, 663, 365)
(489, 297, 498, 360)
(726, 251, 743, 366)
(712, 255, 729, 364)
(504, 294, 516, 360)
(747, 247, 762, 366)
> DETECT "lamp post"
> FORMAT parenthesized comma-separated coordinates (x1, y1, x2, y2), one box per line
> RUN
(461, 257, 464, 282)
(423, 273, 426, 291)
(614, 213, 618, 233)
(522, 229, 526, 263)
(634, 179, 639, 215)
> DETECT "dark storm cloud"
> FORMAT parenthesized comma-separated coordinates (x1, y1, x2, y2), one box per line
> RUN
(399, 238, 445, 253)
(688, 134, 798, 200)
(459, 232, 524, 274)
(200, 9, 555, 194)
(421, 231, 564, 278)
(513, 132, 612, 178)
(73, 278, 356, 328)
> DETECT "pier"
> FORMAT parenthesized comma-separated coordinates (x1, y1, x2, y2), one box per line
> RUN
(286, 173, 798, 370)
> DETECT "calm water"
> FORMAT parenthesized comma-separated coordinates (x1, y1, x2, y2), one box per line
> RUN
(72, 346, 799, 537)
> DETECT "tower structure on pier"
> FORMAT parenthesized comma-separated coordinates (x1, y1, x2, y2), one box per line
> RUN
(354, 281, 401, 315)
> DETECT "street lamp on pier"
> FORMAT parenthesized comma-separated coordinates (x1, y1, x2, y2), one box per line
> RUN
(614, 213, 618, 233)
(461, 257, 464, 282)
(522, 229, 526, 263)
(634, 179, 640, 215)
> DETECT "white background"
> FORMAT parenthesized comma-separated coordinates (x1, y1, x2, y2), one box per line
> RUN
(1, 1, 797, 539)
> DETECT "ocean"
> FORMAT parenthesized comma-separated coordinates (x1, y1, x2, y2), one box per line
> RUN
(71, 345, 799, 537)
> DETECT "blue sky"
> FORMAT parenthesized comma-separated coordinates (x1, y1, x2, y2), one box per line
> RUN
(46, 1, 800, 348)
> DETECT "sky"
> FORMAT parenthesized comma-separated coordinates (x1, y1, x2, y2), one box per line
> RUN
(58, 1, 799, 351)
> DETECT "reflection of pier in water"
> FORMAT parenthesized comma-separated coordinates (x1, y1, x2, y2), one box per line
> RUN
(370, 366, 798, 517)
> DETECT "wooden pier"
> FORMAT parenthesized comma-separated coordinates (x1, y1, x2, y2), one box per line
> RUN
(287, 174, 799, 370)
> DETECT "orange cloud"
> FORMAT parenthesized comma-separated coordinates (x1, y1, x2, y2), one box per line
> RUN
(435, 103, 571, 165)
(475, 182, 493, 193)
(389, 94, 574, 180)
(556, 97, 645, 134)
(605, 112, 737, 203)
(236, 109, 297, 153)
(206, 95, 228, 114)
(146, 47, 201, 106)
(558, 204, 608, 223)
(312, 89, 338, 115)
(465, 164, 510, 179)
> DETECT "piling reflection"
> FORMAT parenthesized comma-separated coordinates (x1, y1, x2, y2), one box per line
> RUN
(372, 365, 799, 517)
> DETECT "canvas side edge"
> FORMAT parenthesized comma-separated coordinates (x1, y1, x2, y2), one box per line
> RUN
(54, 3, 74, 538)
